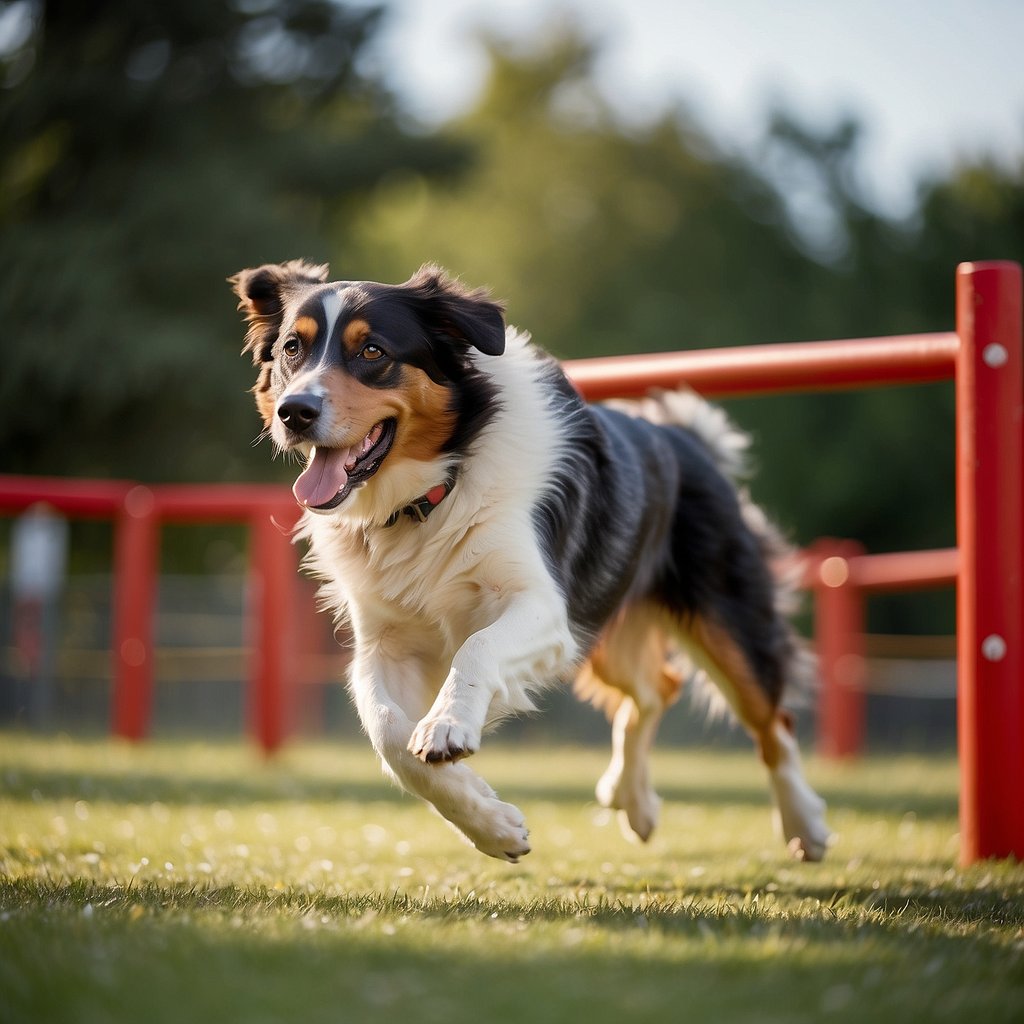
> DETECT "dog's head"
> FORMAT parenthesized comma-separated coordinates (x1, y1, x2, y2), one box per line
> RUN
(231, 262, 505, 517)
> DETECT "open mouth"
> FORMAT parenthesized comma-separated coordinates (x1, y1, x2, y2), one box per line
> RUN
(292, 419, 397, 511)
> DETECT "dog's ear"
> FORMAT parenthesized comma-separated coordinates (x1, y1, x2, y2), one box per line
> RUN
(401, 264, 506, 357)
(229, 260, 330, 365)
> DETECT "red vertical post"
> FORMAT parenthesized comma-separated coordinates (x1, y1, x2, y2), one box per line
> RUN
(111, 485, 159, 740)
(249, 506, 298, 754)
(813, 541, 867, 759)
(956, 260, 1024, 863)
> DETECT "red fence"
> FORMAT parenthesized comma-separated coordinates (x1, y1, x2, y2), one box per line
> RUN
(1, 260, 1020, 864)
(0, 477, 302, 753)
(567, 259, 1023, 865)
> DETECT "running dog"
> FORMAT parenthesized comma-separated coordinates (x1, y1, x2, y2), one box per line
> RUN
(231, 261, 831, 863)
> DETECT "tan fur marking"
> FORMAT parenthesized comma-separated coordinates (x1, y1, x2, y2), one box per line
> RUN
(342, 318, 371, 353)
(758, 709, 800, 769)
(397, 367, 456, 462)
(688, 614, 786, 767)
(575, 605, 684, 720)
(574, 659, 625, 720)
(321, 370, 391, 436)
(319, 366, 455, 464)
(255, 390, 276, 427)
(294, 315, 319, 344)
(253, 366, 276, 427)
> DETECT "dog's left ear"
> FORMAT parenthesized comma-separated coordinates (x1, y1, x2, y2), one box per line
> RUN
(229, 260, 330, 364)
(401, 264, 506, 357)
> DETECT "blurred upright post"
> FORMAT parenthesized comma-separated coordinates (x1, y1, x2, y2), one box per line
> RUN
(111, 485, 159, 740)
(812, 540, 867, 759)
(249, 504, 300, 754)
(955, 261, 1024, 863)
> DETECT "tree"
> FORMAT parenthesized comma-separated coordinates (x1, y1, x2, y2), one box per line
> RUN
(349, 34, 833, 357)
(0, 0, 467, 481)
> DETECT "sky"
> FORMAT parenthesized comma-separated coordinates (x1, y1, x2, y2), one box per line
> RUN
(369, 0, 1024, 216)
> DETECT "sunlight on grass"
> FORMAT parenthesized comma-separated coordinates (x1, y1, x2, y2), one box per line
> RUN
(1, 733, 1022, 1023)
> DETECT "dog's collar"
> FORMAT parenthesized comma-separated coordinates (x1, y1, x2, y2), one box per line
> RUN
(385, 472, 456, 527)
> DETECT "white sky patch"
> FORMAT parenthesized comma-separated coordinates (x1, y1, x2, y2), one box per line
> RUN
(370, 0, 1024, 216)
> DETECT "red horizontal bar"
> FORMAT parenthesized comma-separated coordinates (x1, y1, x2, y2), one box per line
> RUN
(0, 475, 135, 516)
(848, 548, 959, 592)
(808, 546, 960, 592)
(0, 476, 302, 526)
(564, 332, 960, 401)
(153, 484, 298, 525)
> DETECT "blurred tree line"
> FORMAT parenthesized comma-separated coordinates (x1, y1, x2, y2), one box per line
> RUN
(2, 3, 1023, 618)
(0, 0, 468, 483)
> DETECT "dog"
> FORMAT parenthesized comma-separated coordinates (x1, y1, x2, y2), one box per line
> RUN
(231, 261, 831, 863)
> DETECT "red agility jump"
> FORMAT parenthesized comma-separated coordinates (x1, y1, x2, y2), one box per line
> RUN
(567, 260, 1023, 865)
(0, 260, 1020, 864)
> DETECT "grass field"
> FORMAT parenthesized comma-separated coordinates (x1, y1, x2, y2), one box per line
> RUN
(1, 731, 1023, 1023)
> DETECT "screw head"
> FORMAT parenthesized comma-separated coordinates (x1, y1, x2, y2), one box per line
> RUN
(981, 634, 1007, 662)
(982, 343, 1009, 368)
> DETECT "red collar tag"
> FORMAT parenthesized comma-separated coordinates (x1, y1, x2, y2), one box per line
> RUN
(385, 473, 457, 527)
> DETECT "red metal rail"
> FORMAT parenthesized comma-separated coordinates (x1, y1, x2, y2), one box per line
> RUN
(0, 475, 137, 516)
(564, 332, 959, 400)
(843, 547, 960, 591)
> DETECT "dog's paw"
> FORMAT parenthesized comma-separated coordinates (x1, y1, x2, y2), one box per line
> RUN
(780, 806, 832, 863)
(596, 770, 660, 842)
(772, 776, 832, 863)
(408, 714, 480, 764)
(619, 794, 661, 844)
(463, 799, 531, 863)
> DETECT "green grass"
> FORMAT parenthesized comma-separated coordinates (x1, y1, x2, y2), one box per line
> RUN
(2, 732, 1023, 1023)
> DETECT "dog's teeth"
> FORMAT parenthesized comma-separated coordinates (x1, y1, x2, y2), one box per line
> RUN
(343, 425, 381, 472)
(360, 425, 382, 457)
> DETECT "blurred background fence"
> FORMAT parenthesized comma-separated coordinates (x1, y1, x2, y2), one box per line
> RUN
(0, 543, 957, 753)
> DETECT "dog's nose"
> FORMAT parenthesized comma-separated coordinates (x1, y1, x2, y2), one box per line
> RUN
(278, 393, 322, 432)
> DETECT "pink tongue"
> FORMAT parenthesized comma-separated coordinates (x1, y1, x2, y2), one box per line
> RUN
(293, 446, 352, 508)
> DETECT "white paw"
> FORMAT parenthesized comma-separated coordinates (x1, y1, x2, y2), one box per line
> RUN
(408, 713, 480, 764)
(461, 799, 531, 863)
(771, 774, 832, 862)
(596, 770, 660, 842)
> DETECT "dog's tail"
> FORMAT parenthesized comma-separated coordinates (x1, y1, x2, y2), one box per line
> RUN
(605, 388, 750, 481)
(606, 386, 815, 707)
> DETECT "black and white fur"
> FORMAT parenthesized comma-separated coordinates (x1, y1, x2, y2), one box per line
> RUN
(232, 262, 831, 863)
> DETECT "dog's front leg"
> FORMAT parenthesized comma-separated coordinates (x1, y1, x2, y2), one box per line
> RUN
(408, 591, 575, 764)
(351, 655, 531, 862)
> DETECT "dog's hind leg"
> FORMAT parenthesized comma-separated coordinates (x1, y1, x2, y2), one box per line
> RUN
(681, 614, 831, 861)
(578, 606, 684, 842)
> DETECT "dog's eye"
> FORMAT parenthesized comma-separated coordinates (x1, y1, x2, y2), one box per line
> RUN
(282, 337, 302, 358)
(360, 344, 385, 361)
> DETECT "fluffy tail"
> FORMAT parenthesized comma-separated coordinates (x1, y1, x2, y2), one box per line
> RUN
(604, 388, 750, 481)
